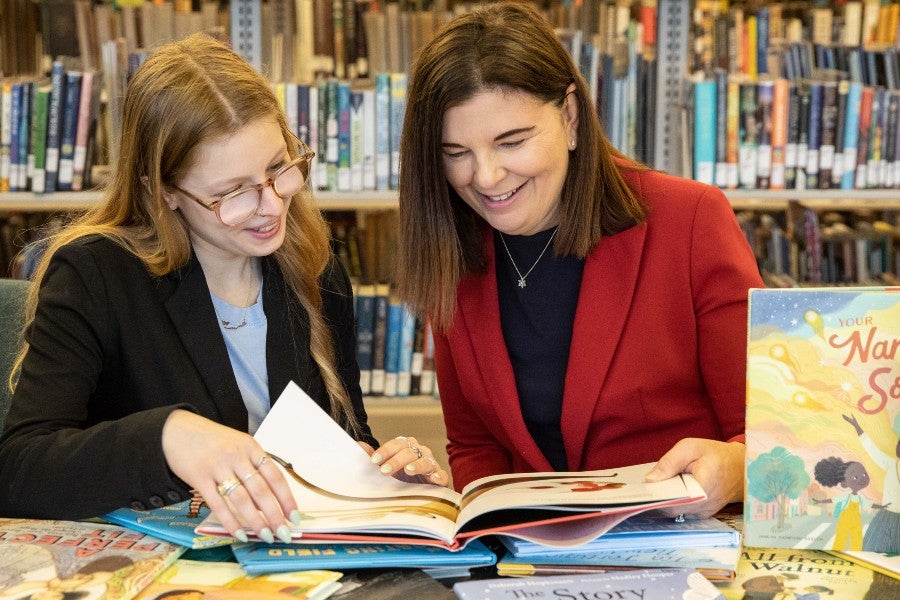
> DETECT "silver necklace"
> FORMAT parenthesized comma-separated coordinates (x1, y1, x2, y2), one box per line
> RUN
(498, 227, 558, 288)
(218, 271, 260, 330)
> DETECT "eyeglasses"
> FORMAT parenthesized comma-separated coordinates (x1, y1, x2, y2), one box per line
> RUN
(169, 137, 315, 227)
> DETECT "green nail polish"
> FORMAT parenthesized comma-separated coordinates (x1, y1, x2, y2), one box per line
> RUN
(380, 464, 392, 473)
(406, 463, 416, 472)
(260, 527, 275, 544)
(290, 510, 302, 526)
(371, 453, 382, 463)
(276, 525, 292, 544)
(234, 529, 249, 543)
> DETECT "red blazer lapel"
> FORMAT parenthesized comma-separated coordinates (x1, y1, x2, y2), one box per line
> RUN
(562, 221, 647, 471)
(455, 230, 553, 471)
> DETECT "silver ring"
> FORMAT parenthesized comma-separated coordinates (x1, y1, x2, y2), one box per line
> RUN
(216, 477, 241, 497)
(425, 457, 438, 475)
(240, 470, 258, 483)
(254, 455, 269, 469)
(412, 446, 424, 459)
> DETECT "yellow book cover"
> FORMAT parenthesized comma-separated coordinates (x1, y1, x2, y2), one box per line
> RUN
(744, 287, 900, 553)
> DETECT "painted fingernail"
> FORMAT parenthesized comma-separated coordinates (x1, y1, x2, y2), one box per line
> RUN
(380, 464, 392, 473)
(260, 527, 275, 544)
(371, 452, 382, 463)
(289, 510, 302, 526)
(233, 529, 249, 543)
(276, 525, 292, 543)
(406, 463, 417, 472)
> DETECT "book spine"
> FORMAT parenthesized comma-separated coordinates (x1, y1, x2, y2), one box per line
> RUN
(369, 283, 390, 396)
(795, 80, 811, 189)
(770, 78, 789, 190)
(818, 80, 839, 189)
(354, 284, 376, 396)
(395, 304, 416, 398)
(8, 82, 22, 192)
(349, 87, 364, 192)
(316, 78, 329, 189)
(71, 70, 96, 192)
(382, 296, 403, 398)
(388, 72, 407, 190)
(297, 83, 311, 145)
(693, 79, 716, 185)
(831, 77, 849, 187)
(805, 80, 823, 190)
(725, 76, 740, 189)
(336, 80, 351, 191)
(419, 319, 435, 396)
(890, 91, 900, 188)
(362, 87, 376, 191)
(308, 80, 320, 188)
(865, 87, 882, 188)
(409, 317, 425, 396)
(57, 70, 83, 192)
(374, 72, 390, 190)
(756, 79, 774, 190)
(45, 60, 66, 192)
(285, 82, 299, 138)
(0, 80, 12, 193)
(326, 78, 339, 190)
(713, 69, 729, 188)
(738, 81, 759, 189)
(29, 85, 50, 194)
(841, 82, 863, 189)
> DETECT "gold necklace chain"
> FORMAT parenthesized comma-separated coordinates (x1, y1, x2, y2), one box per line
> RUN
(499, 227, 558, 288)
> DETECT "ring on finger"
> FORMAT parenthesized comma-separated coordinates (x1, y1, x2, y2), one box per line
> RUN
(254, 455, 269, 469)
(425, 457, 438, 475)
(240, 470, 258, 483)
(412, 446, 424, 459)
(216, 477, 242, 497)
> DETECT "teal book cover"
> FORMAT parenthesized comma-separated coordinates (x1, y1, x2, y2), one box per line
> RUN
(452, 568, 725, 600)
(104, 499, 234, 550)
(231, 538, 497, 576)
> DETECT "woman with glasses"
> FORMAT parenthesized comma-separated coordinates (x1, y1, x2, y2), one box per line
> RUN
(0, 33, 447, 542)
(394, 2, 763, 519)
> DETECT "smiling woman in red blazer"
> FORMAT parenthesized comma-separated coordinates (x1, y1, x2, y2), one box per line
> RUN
(395, 2, 764, 518)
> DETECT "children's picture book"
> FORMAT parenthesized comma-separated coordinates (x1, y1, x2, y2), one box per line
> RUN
(196, 382, 706, 551)
(744, 287, 900, 552)
(104, 499, 234, 550)
(230, 538, 497, 575)
(133, 559, 342, 600)
(830, 549, 900, 580)
(500, 514, 741, 555)
(452, 568, 725, 600)
(712, 547, 900, 599)
(0, 518, 186, 600)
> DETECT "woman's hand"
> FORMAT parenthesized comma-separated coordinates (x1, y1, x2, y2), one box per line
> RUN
(360, 436, 450, 487)
(644, 438, 745, 518)
(161, 409, 299, 543)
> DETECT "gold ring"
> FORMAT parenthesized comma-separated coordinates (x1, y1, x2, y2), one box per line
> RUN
(240, 470, 258, 483)
(216, 477, 241, 497)
(254, 455, 269, 469)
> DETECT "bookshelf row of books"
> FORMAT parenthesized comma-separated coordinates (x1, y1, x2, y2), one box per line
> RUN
(736, 208, 900, 287)
(353, 282, 438, 399)
(0, 60, 102, 194)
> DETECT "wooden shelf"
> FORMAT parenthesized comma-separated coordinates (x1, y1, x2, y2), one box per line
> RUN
(2, 188, 898, 213)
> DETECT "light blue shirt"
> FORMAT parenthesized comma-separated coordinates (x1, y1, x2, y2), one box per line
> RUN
(212, 286, 269, 434)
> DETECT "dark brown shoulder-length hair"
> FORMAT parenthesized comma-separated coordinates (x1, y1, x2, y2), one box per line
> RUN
(10, 33, 360, 435)
(395, 1, 647, 332)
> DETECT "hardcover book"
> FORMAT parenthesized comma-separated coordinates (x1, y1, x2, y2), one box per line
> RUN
(0, 518, 185, 600)
(453, 568, 725, 600)
(103, 499, 235, 550)
(744, 287, 900, 552)
(230, 538, 497, 575)
(196, 381, 706, 550)
(712, 547, 900, 599)
(133, 559, 342, 600)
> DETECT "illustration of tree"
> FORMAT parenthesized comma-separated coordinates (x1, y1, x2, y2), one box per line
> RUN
(747, 446, 811, 530)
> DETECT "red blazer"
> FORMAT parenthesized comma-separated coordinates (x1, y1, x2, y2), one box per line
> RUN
(435, 167, 764, 491)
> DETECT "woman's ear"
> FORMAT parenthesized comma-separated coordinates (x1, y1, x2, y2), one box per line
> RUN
(144, 175, 179, 211)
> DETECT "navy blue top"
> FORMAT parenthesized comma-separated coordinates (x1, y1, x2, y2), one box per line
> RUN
(494, 227, 585, 471)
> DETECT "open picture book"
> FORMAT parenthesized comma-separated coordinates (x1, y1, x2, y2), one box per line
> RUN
(195, 382, 706, 550)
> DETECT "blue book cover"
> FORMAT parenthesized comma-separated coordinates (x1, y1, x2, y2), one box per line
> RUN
(231, 539, 497, 575)
(382, 296, 404, 397)
(453, 568, 725, 600)
(56, 70, 83, 191)
(693, 79, 716, 185)
(15, 81, 31, 192)
(44, 60, 66, 192)
(104, 500, 235, 550)
(374, 73, 391, 190)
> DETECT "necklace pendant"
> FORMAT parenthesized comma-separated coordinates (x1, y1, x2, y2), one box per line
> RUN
(517, 278, 527, 288)
(222, 318, 247, 330)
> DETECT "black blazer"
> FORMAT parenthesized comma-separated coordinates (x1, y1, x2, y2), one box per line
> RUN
(0, 235, 374, 519)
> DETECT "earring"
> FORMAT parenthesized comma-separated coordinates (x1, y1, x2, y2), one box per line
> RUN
(569, 139, 576, 148)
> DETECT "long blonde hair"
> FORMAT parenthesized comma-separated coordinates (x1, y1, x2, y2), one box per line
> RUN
(10, 33, 360, 434)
